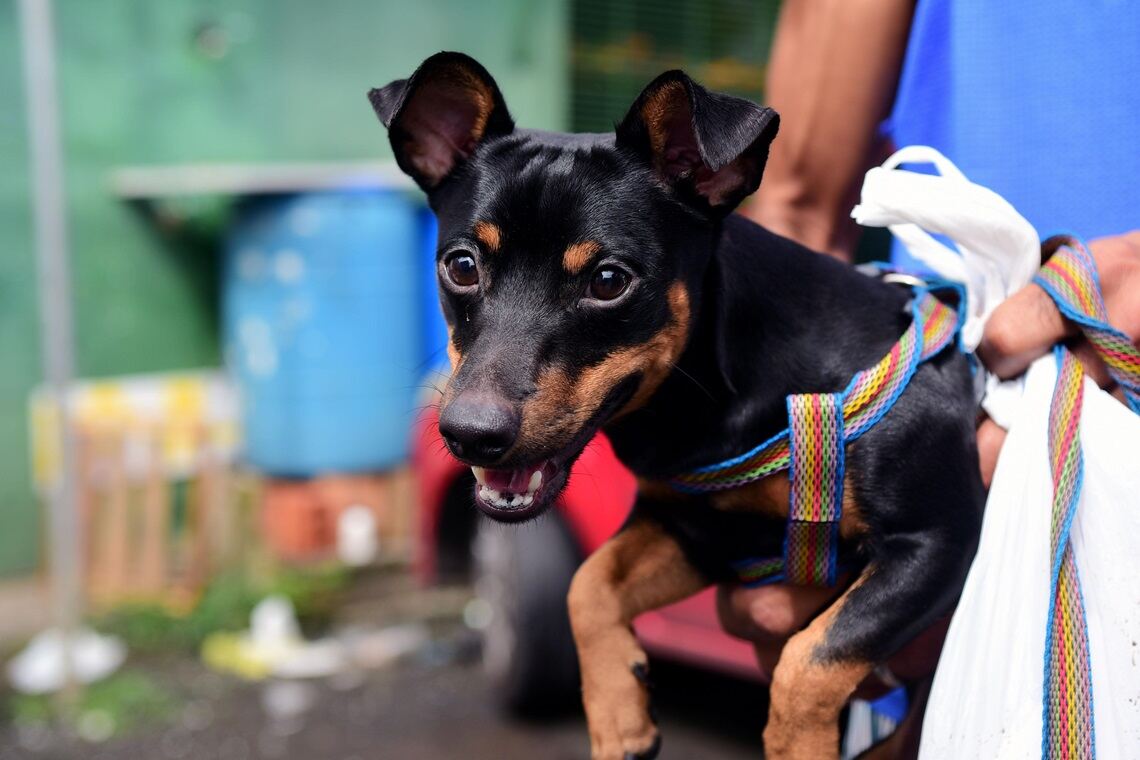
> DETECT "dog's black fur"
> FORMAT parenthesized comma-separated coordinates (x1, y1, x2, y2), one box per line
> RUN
(371, 52, 984, 757)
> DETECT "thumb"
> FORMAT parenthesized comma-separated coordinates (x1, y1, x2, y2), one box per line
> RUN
(977, 283, 1071, 379)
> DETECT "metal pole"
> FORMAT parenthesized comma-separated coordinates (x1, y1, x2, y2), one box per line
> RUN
(17, 0, 83, 704)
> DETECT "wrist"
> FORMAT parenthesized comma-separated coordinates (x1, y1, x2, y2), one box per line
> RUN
(741, 196, 858, 262)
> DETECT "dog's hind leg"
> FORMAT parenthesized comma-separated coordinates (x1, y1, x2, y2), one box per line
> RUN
(568, 515, 706, 760)
(762, 571, 877, 760)
(763, 528, 972, 760)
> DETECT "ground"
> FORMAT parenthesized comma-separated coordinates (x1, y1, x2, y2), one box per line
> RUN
(1, 567, 766, 759)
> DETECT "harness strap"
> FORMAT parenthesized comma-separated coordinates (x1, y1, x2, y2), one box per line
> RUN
(785, 393, 845, 586)
(688, 290, 962, 588)
(672, 291, 959, 495)
(1033, 235, 1140, 759)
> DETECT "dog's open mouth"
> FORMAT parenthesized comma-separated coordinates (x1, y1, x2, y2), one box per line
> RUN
(460, 375, 640, 523)
(471, 460, 563, 521)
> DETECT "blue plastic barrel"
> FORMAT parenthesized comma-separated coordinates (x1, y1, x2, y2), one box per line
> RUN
(223, 190, 425, 475)
(416, 208, 449, 375)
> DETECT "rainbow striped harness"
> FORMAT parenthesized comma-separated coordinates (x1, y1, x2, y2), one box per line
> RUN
(669, 285, 962, 587)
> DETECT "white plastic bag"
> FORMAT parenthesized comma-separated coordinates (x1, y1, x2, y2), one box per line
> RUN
(851, 146, 1140, 758)
(851, 146, 1040, 428)
(919, 358, 1140, 759)
(851, 145, 1040, 353)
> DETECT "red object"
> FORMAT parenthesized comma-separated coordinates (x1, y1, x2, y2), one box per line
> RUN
(260, 479, 336, 561)
(411, 408, 764, 681)
(260, 474, 396, 563)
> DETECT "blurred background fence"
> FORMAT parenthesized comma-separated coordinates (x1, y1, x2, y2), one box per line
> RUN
(1, 0, 777, 580)
(0, 0, 571, 578)
(1, 1, 785, 755)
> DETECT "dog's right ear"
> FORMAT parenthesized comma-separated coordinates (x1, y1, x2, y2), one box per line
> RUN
(369, 52, 514, 191)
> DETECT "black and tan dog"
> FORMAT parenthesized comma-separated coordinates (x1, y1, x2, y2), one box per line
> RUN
(370, 52, 983, 760)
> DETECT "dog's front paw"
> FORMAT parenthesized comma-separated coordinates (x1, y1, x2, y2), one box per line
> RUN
(583, 660, 660, 760)
(622, 733, 661, 760)
(589, 722, 659, 760)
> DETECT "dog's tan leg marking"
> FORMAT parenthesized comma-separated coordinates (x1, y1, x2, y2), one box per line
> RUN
(568, 517, 705, 760)
(763, 570, 875, 760)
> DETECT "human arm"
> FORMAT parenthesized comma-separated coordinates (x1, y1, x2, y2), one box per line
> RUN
(743, 0, 916, 261)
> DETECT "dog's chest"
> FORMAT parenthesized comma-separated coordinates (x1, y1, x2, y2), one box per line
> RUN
(707, 474, 868, 538)
(637, 475, 868, 584)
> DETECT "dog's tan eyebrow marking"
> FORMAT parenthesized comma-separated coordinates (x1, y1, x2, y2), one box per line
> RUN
(473, 221, 501, 252)
(563, 241, 602, 275)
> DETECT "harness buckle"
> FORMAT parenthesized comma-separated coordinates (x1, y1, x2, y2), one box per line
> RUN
(881, 272, 929, 290)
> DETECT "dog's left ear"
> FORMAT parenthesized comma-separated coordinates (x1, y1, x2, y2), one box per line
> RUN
(617, 71, 779, 213)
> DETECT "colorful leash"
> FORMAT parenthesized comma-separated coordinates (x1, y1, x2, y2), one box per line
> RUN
(672, 290, 961, 587)
(1033, 236, 1140, 760)
(1035, 237, 1140, 414)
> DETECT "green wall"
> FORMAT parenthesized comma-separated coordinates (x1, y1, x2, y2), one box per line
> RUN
(0, 0, 570, 575)
(0, 3, 40, 577)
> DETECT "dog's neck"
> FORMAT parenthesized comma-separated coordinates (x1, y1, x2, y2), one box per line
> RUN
(604, 214, 911, 480)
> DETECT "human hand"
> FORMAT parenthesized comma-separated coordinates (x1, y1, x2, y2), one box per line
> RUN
(716, 580, 949, 698)
(976, 230, 1140, 485)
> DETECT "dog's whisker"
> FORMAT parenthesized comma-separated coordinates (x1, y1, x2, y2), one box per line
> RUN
(668, 362, 716, 402)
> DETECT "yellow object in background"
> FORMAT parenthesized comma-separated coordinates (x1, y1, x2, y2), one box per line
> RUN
(29, 370, 240, 489)
(200, 631, 274, 681)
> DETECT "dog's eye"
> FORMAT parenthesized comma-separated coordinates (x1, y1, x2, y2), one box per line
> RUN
(588, 266, 631, 301)
(445, 253, 479, 288)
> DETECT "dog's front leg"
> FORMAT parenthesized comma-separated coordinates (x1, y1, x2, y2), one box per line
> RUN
(568, 514, 706, 760)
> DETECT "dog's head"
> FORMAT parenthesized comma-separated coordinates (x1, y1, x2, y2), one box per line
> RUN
(370, 52, 778, 521)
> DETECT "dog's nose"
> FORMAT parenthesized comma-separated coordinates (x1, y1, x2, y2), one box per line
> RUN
(438, 391, 520, 464)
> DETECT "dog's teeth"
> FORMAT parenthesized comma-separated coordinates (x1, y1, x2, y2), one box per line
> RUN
(527, 470, 543, 494)
(479, 480, 536, 511)
(472, 466, 486, 485)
